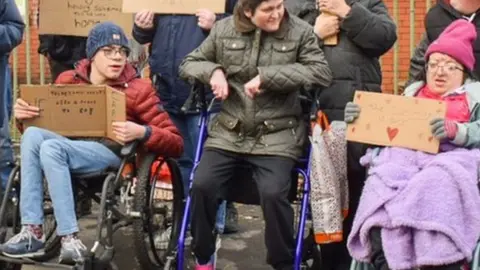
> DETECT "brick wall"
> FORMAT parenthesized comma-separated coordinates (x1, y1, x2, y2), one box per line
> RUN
(381, 0, 435, 93)
(12, 0, 435, 92)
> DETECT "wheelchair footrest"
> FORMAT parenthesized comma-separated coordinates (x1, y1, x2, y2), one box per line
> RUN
(0, 254, 76, 269)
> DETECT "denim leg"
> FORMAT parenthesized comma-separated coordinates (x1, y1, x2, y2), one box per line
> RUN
(39, 139, 121, 236)
(20, 127, 65, 226)
(167, 113, 197, 197)
(0, 68, 13, 188)
(215, 201, 227, 234)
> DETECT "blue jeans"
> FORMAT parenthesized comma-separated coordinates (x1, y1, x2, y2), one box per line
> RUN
(19, 127, 121, 235)
(167, 112, 226, 232)
(0, 66, 13, 189)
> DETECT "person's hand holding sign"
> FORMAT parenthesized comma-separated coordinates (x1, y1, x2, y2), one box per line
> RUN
(196, 9, 216, 30)
(112, 121, 146, 144)
(317, 0, 351, 18)
(135, 10, 155, 30)
(14, 98, 40, 120)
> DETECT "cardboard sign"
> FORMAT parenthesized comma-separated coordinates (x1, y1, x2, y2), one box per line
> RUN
(38, 0, 133, 37)
(320, 12, 338, 46)
(346, 91, 447, 153)
(122, 0, 225, 14)
(20, 84, 126, 144)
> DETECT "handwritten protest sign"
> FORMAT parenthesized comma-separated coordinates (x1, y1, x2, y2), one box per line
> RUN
(20, 84, 126, 144)
(346, 91, 447, 153)
(38, 0, 133, 37)
(122, 0, 225, 14)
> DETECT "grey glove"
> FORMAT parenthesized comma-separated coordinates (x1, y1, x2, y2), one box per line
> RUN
(344, 102, 360, 123)
(430, 118, 458, 141)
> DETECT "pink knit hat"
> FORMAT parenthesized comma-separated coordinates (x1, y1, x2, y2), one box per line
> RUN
(425, 19, 477, 71)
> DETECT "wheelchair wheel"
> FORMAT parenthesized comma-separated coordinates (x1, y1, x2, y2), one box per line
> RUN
(301, 228, 322, 269)
(133, 154, 184, 270)
(0, 166, 61, 266)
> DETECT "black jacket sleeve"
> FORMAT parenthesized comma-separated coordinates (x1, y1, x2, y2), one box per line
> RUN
(341, 0, 397, 57)
(406, 33, 429, 86)
(0, 0, 24, 54)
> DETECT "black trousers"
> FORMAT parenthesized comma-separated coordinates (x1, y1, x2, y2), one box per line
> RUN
(191, 148, 296, 270)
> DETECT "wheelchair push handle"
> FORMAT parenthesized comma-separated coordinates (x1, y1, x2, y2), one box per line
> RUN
(181, 78, 215, 114)
(120, 140, 140, 157)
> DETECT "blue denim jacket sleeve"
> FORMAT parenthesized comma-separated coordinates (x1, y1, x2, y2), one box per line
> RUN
(0, 0, 25, 54)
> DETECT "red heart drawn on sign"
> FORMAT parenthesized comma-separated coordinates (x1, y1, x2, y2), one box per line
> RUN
(428, 136, 433, 142)
(351, 127, 356, 133)
(387, 127, 399, 141)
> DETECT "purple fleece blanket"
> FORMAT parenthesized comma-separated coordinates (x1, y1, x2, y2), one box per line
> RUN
(347, 147, 480, 269)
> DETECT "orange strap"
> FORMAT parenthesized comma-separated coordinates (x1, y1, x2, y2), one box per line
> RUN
(311, 110, 330, 130)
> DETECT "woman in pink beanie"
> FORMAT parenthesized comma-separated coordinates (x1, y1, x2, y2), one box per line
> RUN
(344, 19, 480, 270)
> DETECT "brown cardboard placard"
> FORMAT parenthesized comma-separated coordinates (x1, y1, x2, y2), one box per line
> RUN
(38, 0, 133, 37)
(122, 0, 225, 14)
(106, 86, 127, 140)
(20, 84, 126, 144)
(346, 91, 447, 154)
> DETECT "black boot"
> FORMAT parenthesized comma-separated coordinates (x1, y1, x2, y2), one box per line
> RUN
(370, 227, 389, 270)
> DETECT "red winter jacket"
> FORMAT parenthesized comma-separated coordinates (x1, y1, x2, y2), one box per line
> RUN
(49, 59, 183, 158)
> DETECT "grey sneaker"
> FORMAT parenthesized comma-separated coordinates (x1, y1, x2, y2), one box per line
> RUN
(2, 226, 45, 258)
(58, 236, 88, 264)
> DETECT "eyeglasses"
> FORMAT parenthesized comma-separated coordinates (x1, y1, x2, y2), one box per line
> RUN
(426, 61, 464, 74)
(100, 47, 129, 59)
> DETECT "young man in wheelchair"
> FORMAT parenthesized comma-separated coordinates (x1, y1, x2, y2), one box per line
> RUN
(2, 22, 183, 264)
(178, 0, 332, 269)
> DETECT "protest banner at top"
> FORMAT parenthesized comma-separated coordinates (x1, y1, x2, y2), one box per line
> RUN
(122, 0, 225, 14)
(38, 0, 133, 37)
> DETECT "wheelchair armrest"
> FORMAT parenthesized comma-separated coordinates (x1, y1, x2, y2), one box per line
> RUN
(120, 140, 140, 157)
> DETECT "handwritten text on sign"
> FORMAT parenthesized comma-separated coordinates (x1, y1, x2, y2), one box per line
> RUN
(346, 91, 447, 153)
(122, 0, 225, 14)
(38, 0, 133, 37)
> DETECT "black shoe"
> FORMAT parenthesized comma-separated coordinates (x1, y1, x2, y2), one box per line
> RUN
(223, 202, 239, 234)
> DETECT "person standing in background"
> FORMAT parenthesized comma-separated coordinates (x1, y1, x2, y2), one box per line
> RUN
(285, 0, 397, 268)
(37, 35, 87, 82)
(132, 0, 240, 235)
(0, 0, 24, 193)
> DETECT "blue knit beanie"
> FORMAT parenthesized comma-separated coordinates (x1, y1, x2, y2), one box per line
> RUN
(86, 22, 130, 59)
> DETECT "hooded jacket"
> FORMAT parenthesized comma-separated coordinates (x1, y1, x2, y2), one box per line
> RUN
(19, 60, 184, 158)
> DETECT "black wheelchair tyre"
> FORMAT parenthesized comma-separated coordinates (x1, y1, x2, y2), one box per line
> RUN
(0, 165, 61, 269)
(132, 154, 185, 270)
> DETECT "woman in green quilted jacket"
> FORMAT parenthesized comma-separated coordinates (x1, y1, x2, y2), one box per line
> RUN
(179, 0, 332, 269)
